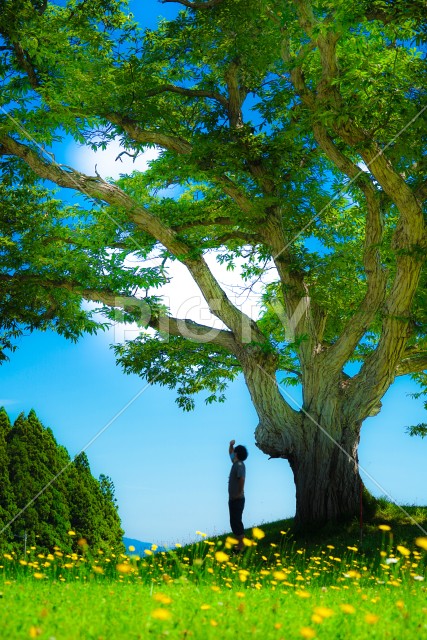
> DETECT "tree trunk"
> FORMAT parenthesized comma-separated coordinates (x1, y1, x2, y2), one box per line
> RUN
(289, 418, 363, 528)
(255, 388, 363, 527)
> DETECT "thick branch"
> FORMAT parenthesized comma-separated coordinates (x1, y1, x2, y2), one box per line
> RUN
(0, 137, 264, 344)
(105, 113, 192, 155)
(224, 60, 244, 129)
(396, 352, 427, 377)
(0, 273, 239, 353)
(312, 126, 387, 371)
(160, 0, 223, 9)
(143, 84, 228, 109)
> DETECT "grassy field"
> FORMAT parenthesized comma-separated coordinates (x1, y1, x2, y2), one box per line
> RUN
(1, 503, 426, 639)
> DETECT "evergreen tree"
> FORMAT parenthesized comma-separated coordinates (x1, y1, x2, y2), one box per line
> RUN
(0, 407, 16, 548)
(2, 409, 124, 553)
(66, 453, 124, 553)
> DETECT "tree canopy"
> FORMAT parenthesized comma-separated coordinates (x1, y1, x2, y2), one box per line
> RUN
(0, 0, 426, 522)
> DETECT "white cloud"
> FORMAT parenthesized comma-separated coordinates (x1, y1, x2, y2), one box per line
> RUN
(66, 138, 159, 180)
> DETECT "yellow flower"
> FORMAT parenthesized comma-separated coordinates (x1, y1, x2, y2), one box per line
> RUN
(252, 527, 265, 540)
(29, 627, 42, 638)
(311, 614, 323, 624)
(313, 606, 334, 618)
(200, 604, 211, 610)
(395, 601, 405, 609)
(210, 620, 218, 627)
(153, 593, 172, 605)
(296, 590, 311, 598)
(243, 537, 256, 547)
(116, 563, 132, 574)
(33, 573, 44, 580)
(415, 537, 427, 551)
(151, 608, 171, 621)
(92, 566, 104, 574)
(365, 614, 379, 624)
(215, 551, 229, 563)
(339, 604, 355, 614)
(128, 545, 135, 552)
(144, 549, 153, 556)
(67, 530, 76, 536)
(300, 627, 316, 639)
(195, 531, 207, 537)
(273, 571, 286, 581)
(397, 545, 410, 557)
(378, 524, 391, 531)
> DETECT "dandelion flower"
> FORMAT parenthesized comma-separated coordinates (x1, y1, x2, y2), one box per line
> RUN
(252, 527, 265, 540)
(154, 593, 172, 605)
(210, 620, 218, 627)
(67, 530, 76, 536)
(33, 573, 44, 580)
(151, 608, 171, 621)
(200, 604, 211, 610)
(243, 537, 256, 547)
(215, 551, 229, 563)
(312, 614, 325, 624)
(128, 545, 135, 552)
(397, 545, 410, 557)
(116, 563, 132, 574)
(378, 524, 391, 531)
(313, 606, 334, 618)
(29, 627, 42, 638)
(340, 604, 355, 614)
(300, 627, 316, 638)
(365, 614, 379, 624)
(415, 537, 427, 551)
(92, 566, 104, 575)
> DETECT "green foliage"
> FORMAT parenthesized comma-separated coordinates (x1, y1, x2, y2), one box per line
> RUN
(114, 333, 241, 411)
(0, 0, 425, 418)
(0, 408, 124, 553)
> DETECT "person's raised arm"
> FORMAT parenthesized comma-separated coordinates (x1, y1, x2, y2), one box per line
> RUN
(229, 439, 235, 457)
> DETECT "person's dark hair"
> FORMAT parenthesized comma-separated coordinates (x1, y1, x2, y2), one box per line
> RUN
(234, 445, 248, 461)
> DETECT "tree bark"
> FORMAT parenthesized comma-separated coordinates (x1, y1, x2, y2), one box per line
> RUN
(289, 416, 362, 527)
(250, 352, 364, 528)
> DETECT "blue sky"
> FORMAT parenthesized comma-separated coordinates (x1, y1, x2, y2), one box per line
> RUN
(1, 0, 426, 546)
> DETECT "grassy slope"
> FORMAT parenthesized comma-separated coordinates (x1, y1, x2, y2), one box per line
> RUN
(0, 504, 426, 639)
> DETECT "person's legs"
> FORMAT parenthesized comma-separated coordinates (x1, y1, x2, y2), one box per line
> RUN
(229, 498, 245, 550)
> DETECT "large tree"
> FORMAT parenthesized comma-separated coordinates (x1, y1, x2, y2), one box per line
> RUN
(0, 0, 426, 526)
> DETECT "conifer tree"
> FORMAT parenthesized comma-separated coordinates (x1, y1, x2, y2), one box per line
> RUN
(0, 407, 16, 548)
(1, 409, 124, 552)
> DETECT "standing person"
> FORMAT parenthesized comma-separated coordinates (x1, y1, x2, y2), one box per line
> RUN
(228, 439, 248, 552)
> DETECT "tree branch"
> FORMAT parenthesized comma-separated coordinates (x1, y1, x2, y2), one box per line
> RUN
(312, 126, 387, 372)
(0, 273, 239, 353)
(105, 113, 193, 155)
(224, 59, 244, 129)
(396, 352, 427, 377)
(160, 0, 223, 8)
(0, 136, 264, 345)
(143, 84, 228, 109)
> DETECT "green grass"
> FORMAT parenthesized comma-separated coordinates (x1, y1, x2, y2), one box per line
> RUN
(1, 506, 427, 639)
